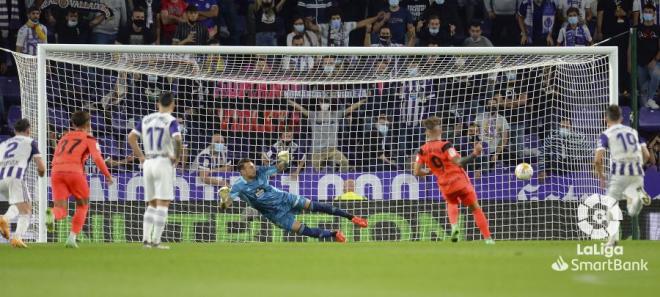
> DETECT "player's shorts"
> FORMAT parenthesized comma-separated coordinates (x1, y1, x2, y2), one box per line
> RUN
(263, 194, 308, 231)
(0, 178, 31, 205)
(443, 186, 478, 206)
(143, 157, 175, 201)
(607, 175, 644, 201)
(51, 172, 89, 201)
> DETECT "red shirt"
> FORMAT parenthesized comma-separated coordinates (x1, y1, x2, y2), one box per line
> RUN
(161, 0, 188, 38)
(51, 130, 111, 178)
(416, 140, 472, 195)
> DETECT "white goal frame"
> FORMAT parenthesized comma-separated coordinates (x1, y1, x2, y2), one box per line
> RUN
(34, 44, 618, 243)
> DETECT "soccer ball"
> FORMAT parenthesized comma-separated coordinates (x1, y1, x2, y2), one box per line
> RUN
(515, 163, 534, 180)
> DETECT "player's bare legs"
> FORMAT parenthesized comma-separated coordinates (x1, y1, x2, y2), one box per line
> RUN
(149, 199, 171, 249)
(302, 199, 368, 228)
(66, 198, 90, 248)
(467, 202, 494, 244)
(291, 221, 346, 243)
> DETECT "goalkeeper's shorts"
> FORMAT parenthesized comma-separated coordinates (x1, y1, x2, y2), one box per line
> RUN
(263, 194, 308, 231)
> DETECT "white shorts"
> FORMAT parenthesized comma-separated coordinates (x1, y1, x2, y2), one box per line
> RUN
(143, 157, 175, 201)
(607, 175, 644, 201)
(0, 178, 30, 205)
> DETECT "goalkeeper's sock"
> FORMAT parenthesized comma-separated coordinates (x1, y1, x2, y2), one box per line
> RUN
(447, 202, 459, 225)
(3, 205, 19, 221)
(472, 207, 492, 239)
(298, 224, 335, 239)
(152, 206, 169, 244)
(309, 201, 353, 220)
(53, 206, 67, 220)
(71, 203, 89, 234)
(142, 206, 157, 243)
(14, 214, 30, 239)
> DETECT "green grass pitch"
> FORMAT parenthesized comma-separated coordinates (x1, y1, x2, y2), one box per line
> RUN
(1, 241, 658, 297)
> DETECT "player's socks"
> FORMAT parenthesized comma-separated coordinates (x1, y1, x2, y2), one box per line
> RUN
(631, 216, 640, 240)
(66, 232, 78, 248)
(3, 205, 19, 221)
(152, 206, 169, 244)
(447, 202, 459, 225)
(52, 206, 67, 220)
(450, 224, 460, 242)
(472, 208, 492, 239)
(309, 201, 353, 219)
(299, 224, 335, 239)
(71, 204, 89, 235)
(14, 214, 30, 240)
(142, 206, 157, 244)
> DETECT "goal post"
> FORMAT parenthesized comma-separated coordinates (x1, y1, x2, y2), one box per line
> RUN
(11, 45, 620, 243)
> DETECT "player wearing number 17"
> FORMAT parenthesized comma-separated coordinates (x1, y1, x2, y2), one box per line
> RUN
(413, 117, 494, 244)
(128, 92, 184, 249)
(46, 111, 114, 248)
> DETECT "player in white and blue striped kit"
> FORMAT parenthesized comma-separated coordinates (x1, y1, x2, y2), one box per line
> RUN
(0, 119, 46, 248)
(128, 92, 184, 249)
(594, 105, 651, 246)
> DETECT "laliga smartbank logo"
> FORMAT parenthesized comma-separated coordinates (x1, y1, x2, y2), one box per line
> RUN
(551, 243, 648, 272)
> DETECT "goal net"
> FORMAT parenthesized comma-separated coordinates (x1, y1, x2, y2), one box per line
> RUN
(11, 45, 618, 243)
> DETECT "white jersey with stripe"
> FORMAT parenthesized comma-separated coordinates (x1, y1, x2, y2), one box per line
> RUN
(0, 135, 40, 180)
(131, 112, 181, 157)
(597, 124, 646, 176)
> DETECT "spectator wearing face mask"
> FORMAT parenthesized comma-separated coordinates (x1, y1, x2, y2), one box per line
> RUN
(361, 114, 398, 171)
(287, 98, 368, 173)
(417, 14, 456, 46)
(286, 16, 320, 46)
(630, 3, 660, 110)
(365, 26, 404, 46)
(261, 130, 306, 180)
(192, 133, 231, 186)
(372, 0, 415, 46)
(117, 6, 156, 44)
(56, 8, 82, 44)
(421, 0, 460, 35)
(16, 6, 47, 55)
(463, 21, 493, 46)
(316, 7, 384, 47)
(556, 7, 592, 46)
(538, 118, 589, 182)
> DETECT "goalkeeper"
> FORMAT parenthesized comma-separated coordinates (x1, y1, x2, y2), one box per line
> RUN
(219, 151, 368, 242)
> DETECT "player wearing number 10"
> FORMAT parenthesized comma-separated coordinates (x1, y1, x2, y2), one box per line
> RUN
(47, 111, 114, 248)
(413, 117, 494, 244)
(594, 105, 651, 246)
(128, 92, 184, 249)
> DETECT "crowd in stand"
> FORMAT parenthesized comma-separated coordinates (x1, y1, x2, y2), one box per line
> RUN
(0, 0, 659, 182)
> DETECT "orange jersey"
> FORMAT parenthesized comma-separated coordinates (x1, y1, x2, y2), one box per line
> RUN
(416, 140, 472, 195)
(51, 130, 111, 178)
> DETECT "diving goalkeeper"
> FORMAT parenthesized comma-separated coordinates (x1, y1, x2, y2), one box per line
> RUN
(219, 151, 368, 242)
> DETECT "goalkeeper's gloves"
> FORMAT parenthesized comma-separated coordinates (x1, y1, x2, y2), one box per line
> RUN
(277, 150, 290, 167)
(219, 186, 232, 209)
